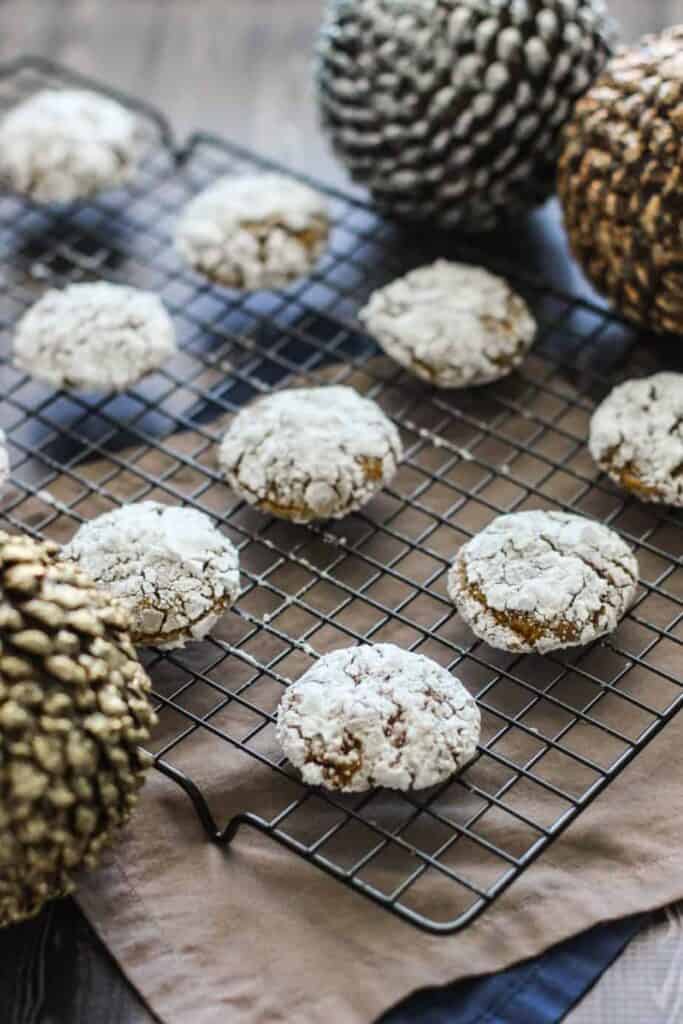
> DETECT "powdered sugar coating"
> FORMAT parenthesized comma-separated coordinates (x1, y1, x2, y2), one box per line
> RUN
(62, 501, 240, 649)
(0, 430, 8, 491)
(277, 643, 480, 793)
(359, 261, 536, 388)
(13, 282, 177, 392)
(589, 373, 683, 507)
(218, 386, 402, 523)
(448, 510, 638, 654)
(175, 173, 329, 290)
(0, 89, 139, 203)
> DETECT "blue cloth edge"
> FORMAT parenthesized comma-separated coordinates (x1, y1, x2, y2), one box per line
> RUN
(379, 913, 646, 1024)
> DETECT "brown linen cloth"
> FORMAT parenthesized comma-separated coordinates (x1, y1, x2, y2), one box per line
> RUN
(14, 364, 681, 1024)
(74, 728, 681, 1024)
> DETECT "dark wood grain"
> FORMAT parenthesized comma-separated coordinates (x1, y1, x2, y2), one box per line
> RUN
(0, 899, 154, 1023)
(610, 0, 683, 41)
(0, 2, 681, 1022)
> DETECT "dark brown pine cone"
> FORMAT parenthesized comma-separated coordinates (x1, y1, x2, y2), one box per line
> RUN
(559, 26, 683, 334)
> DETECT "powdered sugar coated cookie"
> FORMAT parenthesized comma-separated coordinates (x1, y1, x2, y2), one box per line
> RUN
(175, 173, 329, 290)
(0, 89, 139, 203)
(63, 501, 240, 649)
(359, 261, 536, 388)
(218, 385, 402, 522)
(13, 282, 177, 392)
(589, 373, 683, 507)
(448, 510, 638, 654)
(276, 643, 480, 793)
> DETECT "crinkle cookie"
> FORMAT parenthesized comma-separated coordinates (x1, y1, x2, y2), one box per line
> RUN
(218, 385, 402, 523)
(0, 430, 8, 490)
(589, 373, 683, 507)
(13, 282, 177, 392)
(0, 89, 139, 203)
(448, 510, 638, 654)
(62, 501, 240, 649)
(175, 172, 329, 290)
(276, 643, 480, 793)
(359, 261, 536, 388)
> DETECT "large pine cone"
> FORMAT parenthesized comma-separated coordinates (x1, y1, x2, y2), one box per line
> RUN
(317, 0, 613, 230)
(0, 532, 156, 926)
(559, 27, 683, 334)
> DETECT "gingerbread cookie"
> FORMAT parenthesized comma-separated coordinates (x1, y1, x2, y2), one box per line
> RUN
(448, 510, 638, 654)
(359, 261, 536, 388)
(218, 385, 402, 522)
(589, 373, 683, 507)
(13, 282, 177, 392)
(63, 502, 240, 649)
(175, 173, 329, 290)
(276, 643, 480, 793)
(0, 89, 140, 203)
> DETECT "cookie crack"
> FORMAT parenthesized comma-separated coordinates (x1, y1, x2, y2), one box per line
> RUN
(460, 564, 580, 648)
(570, 548, 636, 590)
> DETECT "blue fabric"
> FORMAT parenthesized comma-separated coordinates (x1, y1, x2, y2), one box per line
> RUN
(380, 914, 645, 1024)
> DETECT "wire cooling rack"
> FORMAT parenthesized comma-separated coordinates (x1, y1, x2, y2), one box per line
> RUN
(0, 57, 682, 935)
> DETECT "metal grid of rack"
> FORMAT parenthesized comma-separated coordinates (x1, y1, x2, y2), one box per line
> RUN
(0, 57, 681, 934)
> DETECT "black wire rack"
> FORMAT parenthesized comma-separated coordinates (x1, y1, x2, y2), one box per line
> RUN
(1, 57, 682, 936)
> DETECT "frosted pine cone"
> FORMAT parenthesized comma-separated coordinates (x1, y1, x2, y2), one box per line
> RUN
(317, 0, 614, 230)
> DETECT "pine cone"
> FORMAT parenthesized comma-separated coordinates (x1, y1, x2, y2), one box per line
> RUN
(317, 0, 614, 230)
(0, 532, 156, 927)
(558, 27, 683, 334)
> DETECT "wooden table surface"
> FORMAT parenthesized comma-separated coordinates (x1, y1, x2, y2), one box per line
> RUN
(1, 2, 682, 1022)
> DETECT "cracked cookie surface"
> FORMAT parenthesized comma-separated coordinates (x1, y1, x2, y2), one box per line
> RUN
(218, 385, 402, 523)
(62, 501, 240, 649)
(359, 260, 536, 388)
(13, 282, 177, 392)
(276, 643, 480, 793)
(589, 373, 683, 507)
(448, 510, 638, 654)
(175, 172, 329, 290)
(0, 89, 139, 203)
